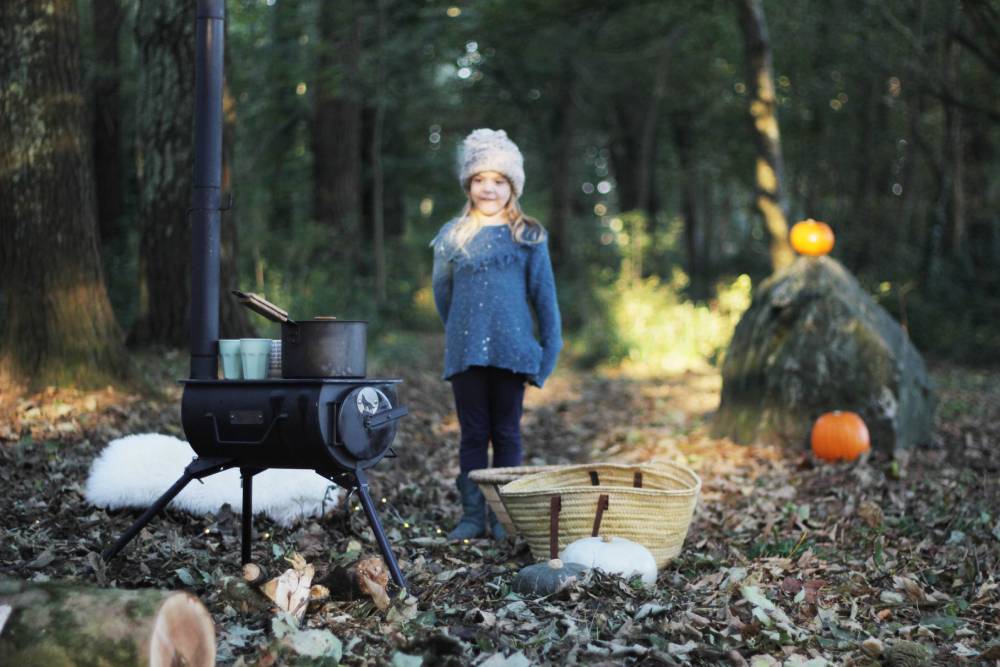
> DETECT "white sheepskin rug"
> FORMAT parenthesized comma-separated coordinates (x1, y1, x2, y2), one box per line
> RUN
(85, 433, 344, 527)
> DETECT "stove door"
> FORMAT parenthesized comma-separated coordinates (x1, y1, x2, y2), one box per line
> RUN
(336, 386, 404, 461)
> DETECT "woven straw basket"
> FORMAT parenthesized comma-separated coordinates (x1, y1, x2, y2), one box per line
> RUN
(499, 462, 701, 568)
(469, 466, 564, 536)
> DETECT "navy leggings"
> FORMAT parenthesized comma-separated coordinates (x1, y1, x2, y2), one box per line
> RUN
(450, 366, 526, 473)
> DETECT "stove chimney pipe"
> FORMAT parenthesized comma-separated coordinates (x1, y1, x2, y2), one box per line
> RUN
(189, 0, 225, 379)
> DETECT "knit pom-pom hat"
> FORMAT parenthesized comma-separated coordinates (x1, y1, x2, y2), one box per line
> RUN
(458, 128, 525, 196)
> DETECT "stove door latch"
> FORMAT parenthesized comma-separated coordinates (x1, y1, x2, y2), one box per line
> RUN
(355, 387, 409, 431)
(365, 405, 409, 430)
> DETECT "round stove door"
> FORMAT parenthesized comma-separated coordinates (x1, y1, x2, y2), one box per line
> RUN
(337, 387, 399, 461)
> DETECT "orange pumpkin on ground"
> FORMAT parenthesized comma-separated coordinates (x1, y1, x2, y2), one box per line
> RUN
(810, 411, 870, 461)
(790, 219, 835, 256)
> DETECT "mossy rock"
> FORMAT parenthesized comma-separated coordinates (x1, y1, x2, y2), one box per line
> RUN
(713, 256, 935, 452)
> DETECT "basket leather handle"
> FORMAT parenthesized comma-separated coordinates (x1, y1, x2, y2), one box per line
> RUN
(549, 495, 562, 559)
(589, 470, 600, 486)
(591, 494, 610, 536)
(634, 471, 643, 488)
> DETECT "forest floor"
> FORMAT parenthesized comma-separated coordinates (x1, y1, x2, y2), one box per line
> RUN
(1, 334, 999, 666)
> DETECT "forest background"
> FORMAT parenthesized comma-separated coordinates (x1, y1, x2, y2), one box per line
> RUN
(0, 0, 998, 387)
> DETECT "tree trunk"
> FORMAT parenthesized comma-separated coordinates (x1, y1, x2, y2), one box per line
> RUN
(129, 0, 195, 347)
(371, 0, 388, 301)
(312, 3, 364, 268)
(547, 64, 577, 267)
(607, 94, 661, 219)
(220, 23, 255, 338)
(735, 0, 794, 272)
(90, 0, 126, 246)
(263, 0, 305, 233)
(0, 579, 215, 667)
(671, 110, 709, 299)
(849, 72, 888, 271)
(635, 46, 671, 228)
(942, 36, 967, 262)
(0, 0, 129, 389)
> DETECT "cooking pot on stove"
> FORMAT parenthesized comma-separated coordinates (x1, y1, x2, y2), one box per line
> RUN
(233, 290, 366, 378)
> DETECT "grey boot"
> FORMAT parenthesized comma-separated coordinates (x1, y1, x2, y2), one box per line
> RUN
(448, 473, 486, 540)
(487, 508, 508, 540)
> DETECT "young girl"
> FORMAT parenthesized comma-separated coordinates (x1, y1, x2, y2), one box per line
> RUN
(431, 128, 562, 540)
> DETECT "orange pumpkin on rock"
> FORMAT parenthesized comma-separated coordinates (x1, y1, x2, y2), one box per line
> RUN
(811, 411, 870, 461)
(790, 219, 835, 256)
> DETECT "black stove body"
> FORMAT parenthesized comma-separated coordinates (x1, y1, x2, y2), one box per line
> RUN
(101, 0, 409, 591)
(182, 379, 405, 471)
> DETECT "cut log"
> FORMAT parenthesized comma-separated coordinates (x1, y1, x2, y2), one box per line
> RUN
(242, 562, 267, 586)
(220, 577, 272, 615)
(320, 555, 391, 610)
(0, 579, 215, 667)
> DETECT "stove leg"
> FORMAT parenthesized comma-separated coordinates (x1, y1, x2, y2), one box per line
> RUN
(353, 468, 407, 592)
(102, 457, 237, 562)
(240, 468, 262, 566)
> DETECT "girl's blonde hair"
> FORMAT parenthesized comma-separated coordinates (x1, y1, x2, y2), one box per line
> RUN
(448, 186, 546, 252)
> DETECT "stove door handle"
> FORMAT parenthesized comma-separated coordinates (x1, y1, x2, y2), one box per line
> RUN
(363, 405, 408, 431)
(205, 412, 287, 446)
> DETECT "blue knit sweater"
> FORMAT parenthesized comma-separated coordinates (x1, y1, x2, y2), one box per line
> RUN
(431, 220, 562, 387)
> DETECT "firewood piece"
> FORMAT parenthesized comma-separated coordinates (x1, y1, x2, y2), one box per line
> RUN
(0, 579, 215, 667)
(306, 584, 331, 613)
(220, 577, 272, 614)
(886, 641, 932, 667)
(309, 584, 330, 605)
(320, 555, 391, 609)
(242, 562, 267, 586)
(259, 557, 315, 622)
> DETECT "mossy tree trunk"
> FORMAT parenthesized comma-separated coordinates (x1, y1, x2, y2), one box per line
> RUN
(735, 0, 794, 272)
(129, 0, 195, 347)
(0, 0, 130, 389)
(0, 579, 215, 667)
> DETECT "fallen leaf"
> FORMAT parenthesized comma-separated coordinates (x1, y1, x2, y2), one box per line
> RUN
(478, 651, 532, 667)
(390, 652, 423, 667)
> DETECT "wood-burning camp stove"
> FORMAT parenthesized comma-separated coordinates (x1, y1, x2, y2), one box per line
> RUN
(101, 0, 409, 591)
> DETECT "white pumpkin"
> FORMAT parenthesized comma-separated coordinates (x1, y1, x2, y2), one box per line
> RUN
(560, 536, 658, 586)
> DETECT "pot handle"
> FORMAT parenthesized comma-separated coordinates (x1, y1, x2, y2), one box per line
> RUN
(231, 290, 293, 325)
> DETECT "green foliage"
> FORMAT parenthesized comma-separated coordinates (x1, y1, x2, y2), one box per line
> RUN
(599, 270, 752, 376)
(562, 209, 753, 375)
